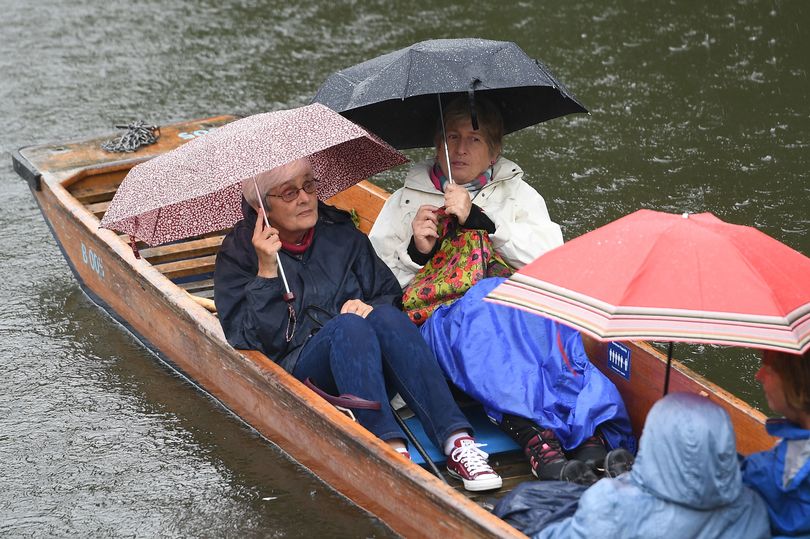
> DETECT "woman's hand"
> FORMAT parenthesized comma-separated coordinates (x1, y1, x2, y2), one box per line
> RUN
(252, 215, 281, 278)
(444, 183, 472, 225)
(411, 204, 440, 255)
(340, 299, 374, 318)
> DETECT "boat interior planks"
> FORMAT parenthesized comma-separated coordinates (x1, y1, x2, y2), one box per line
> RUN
(139, 236, 227, 265)
(584, 338, 772, 455)
(326, 179, 390, 234)
(13, 116, 777, 537)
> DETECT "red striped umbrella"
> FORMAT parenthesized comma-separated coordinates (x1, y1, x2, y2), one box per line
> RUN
(485, 209, 810, 355)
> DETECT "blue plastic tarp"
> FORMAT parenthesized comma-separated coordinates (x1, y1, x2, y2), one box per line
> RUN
(421, 278, 635, 452)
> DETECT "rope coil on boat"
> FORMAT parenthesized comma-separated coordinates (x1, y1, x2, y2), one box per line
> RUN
(101, 121, 160, 152)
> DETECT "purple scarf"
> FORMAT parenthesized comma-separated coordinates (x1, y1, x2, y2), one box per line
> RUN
(429, 162, 492, 197)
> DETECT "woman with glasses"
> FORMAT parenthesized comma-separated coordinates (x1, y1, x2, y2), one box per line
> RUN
(213, 158, 502, 492)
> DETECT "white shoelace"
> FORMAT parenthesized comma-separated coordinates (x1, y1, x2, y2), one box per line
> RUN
(451, 441, 495, 476)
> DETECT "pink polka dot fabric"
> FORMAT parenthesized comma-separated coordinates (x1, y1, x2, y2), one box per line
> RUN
(100, 103, 408, 246)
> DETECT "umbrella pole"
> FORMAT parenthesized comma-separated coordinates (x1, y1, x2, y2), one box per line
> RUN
(436, 95, 454, 185)
(663, 342, 674, 396)
(391, 403, 449, 484)
(275, 253, 292, 295)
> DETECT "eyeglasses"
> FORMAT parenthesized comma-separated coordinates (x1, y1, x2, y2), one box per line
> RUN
(267, 179, 318, 203)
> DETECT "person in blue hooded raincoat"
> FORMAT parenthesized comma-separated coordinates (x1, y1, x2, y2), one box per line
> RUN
(535, 392, 771, 539)
(370, 97, 635, 483)
(742, 349, 810, 537)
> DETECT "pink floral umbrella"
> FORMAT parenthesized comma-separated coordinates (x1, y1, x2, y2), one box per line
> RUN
(100, 103, 408, 246)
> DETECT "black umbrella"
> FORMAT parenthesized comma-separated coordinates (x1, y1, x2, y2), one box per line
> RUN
(312, 38, 588, 149)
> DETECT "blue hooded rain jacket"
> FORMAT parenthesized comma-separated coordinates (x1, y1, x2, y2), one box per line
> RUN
(743, 419, 810, 537)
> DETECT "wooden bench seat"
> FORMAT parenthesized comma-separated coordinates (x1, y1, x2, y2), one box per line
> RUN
(70, 170, 125, 204)
(140, 236, 225, 264)
(86, 200, 110, 219)
(178, 278, 215, 294)
(154, 254, 217, 280)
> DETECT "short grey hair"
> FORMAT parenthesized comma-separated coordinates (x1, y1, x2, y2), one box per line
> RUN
(242, 157, 312, 211)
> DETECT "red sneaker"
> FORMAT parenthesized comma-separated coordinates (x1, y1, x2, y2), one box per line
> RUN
(525, 430, 568, 480)
(446, 437, 502, 492)
(525, 430, 598, 485)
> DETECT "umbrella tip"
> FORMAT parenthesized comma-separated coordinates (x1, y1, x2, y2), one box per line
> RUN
(682, 212, 689, 219)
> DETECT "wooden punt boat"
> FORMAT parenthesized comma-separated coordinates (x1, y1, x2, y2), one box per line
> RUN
(13, 116, 776, 538)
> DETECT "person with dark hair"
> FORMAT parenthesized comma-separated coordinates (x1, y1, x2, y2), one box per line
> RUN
(214, 158, 502, 492)
(369, 97, 635, 484)
(742, 348, 810, 536)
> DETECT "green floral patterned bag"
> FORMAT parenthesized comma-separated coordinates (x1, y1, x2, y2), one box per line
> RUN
(402, 213, 512, 325)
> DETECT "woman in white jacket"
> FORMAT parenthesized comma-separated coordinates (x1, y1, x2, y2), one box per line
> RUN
(369, 97, 635, 484)
(369, 101, 563, 287)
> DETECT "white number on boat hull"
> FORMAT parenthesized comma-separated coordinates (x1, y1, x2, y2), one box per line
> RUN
(178, 129, 214, 140)
(81, 242, 105, 279)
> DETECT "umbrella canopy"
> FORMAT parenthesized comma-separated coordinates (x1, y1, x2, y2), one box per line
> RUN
(101, 103, 408, 246)
(312, 38, 588, 149)
(485, 209, 810, 354)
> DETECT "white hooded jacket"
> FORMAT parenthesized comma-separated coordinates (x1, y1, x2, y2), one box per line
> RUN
(369, 157, 564, 286)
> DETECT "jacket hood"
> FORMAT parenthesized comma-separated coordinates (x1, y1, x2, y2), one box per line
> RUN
(765, 417, 810, 439)
(630, 392, 742, 510)
(402, 157, 523, 193)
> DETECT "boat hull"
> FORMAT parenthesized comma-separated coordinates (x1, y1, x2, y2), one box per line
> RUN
(15, 116, 776, 536)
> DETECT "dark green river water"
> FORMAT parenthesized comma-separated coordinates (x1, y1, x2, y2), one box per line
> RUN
(1, 0, 807, 536)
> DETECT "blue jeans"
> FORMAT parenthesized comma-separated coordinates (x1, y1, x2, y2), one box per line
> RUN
(293, 304, 471, 447)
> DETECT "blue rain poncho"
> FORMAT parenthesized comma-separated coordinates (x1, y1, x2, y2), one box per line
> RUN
(536, 392, 771, 539)
(742, 418, 810, 537)
(420, 277, 634, 451)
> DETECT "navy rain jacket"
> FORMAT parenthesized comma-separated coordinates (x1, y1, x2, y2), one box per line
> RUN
(214, 198, 402, 372)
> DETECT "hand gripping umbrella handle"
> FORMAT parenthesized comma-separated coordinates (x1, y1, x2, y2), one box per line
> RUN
(252, 179, 297, 342)
(253, 178, 294, 296)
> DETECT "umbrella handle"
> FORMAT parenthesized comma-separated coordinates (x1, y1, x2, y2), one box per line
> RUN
(252, 178, 293, 295)
(467, 88, 479, 130)
(276, 252, 292, 296)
